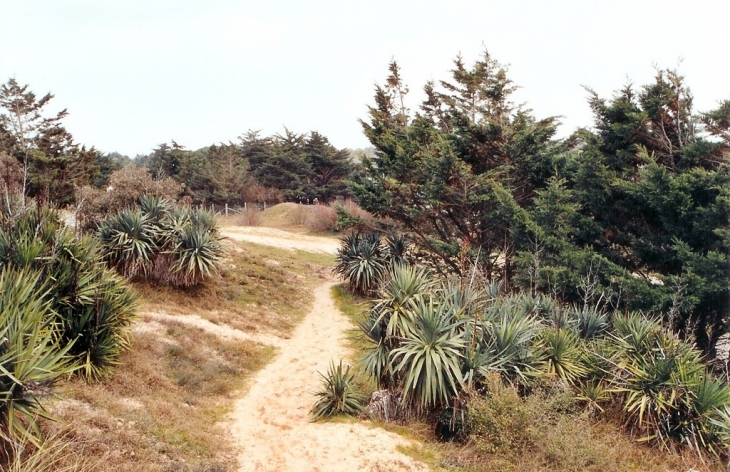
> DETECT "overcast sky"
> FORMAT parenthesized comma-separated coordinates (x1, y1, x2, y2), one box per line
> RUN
(1, 1, 728, 157)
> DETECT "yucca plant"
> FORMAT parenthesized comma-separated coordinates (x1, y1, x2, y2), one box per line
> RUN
(384, 233, 410, 267)
(371, 265, 434, 338)
(483, 306, 539, 382)
(358, 310, 396, 388)
(98, 208, 156, 278)
(0, 268, 77, 445)
(533, 328, 589, 384)
(612, 311, 661, 356)
(333, 233, 386, 296)
(138, 194, 172, 224)
(311, 360, 366, 420)
(0, 200, 138, 384)
(390, 296, 465, 410)
(169, 225, 223, 287)
(571, 304, 610, 339)
(609, 328, 716, 448)
(39, 229, 138, 381)
(189, 208, 219, 236)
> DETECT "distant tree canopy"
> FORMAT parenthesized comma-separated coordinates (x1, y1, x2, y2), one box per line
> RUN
(136, 130, 356, 206)
(350, 51, 730, 350)
(0, 78, 102, 206)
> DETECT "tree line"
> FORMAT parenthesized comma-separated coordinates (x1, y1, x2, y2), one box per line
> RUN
(350, 52, 729, 352)
(0, 78, 358, 209)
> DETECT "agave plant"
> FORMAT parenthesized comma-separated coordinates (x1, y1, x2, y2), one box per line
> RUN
(390, 296, 465, 410)
(311, 360, 366, 420)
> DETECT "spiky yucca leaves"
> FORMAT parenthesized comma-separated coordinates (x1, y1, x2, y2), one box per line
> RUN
(0, 268, 76, 445)
(608, 326, 730, 452)
(98, 209, 156, 278)
(138, 194, 172, 225)
(46, 230, 138, 381)
(169, 225, 223, 287)
(358, 310, 396, 388)
(384, 233, 410, 266)
(0, 202, 138, 383)
(189, 209, 219, 236)
(99, 199, 222, 287)
(311, 360, 366, 420)
(391, 297, 465, 410)
(571, 304, 610, 339)
(482, 303, 540, 382)
(534, 329, 589, 384)
(333, 233, 386, 296)
(372, 265, 435, 338)
(612, 311, 661, 355)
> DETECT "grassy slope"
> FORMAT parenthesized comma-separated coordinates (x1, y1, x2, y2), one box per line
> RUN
(330, 285, 726, 472)
(42, 238, 332, 471)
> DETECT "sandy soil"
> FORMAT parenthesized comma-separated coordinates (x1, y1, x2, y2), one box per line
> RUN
(222, 226, 341, 255)
(220, 226, 428, 472)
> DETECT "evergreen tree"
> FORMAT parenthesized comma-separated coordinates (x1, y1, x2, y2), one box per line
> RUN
(568, 70, 729, 347)
(304, 131, 353, 201)
(0, 78, 95, 205)
(351, 52, 563, 278)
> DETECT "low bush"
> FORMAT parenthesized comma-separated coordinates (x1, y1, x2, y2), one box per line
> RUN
(98, 196, 223, 287)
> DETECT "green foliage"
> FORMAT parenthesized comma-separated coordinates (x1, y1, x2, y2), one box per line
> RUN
(311, 360, 366, 420)
(534, 329, 589, 384)
(0, 79, 97, 206)
(0, 200, 138, 382)
(98, 209, 156, 278)
(98, 196, 222, 287)
(0, 268, 76, 445)
(353, 51, 730, 353)
(391, 296, 465, 410)
(351, 52, 563, 277)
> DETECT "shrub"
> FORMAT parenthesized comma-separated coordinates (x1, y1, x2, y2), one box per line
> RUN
(311, 360, 366, 420)
(237, 207, 261, 226)
(98, 197, 223, 287)
(0, 268, 76, 445)
(75, 166, 182, 232)
(0, 199, 138, 382)
(305, 204, 338, 233)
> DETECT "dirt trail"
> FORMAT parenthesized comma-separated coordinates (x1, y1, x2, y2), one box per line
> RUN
(222, 226, 341, 254)
(223, 226, 428, 472)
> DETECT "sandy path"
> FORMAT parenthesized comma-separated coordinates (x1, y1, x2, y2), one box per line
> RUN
(223, 226, 428, 472)
(222, 226, 340, 254)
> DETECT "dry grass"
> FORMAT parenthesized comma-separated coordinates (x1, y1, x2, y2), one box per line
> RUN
(35, 235, 331, 472)
(133, 239, 327, 337)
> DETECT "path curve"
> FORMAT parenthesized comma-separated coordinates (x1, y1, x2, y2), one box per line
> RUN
(223, 226, 428, 471)
(222, 226, 340, 254)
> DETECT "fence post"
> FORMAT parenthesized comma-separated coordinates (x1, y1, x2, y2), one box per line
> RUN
(244, 202, 247, 210)
(225, 203, 229, 216)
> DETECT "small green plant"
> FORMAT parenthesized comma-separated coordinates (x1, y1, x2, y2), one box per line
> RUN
(311, 360, 366, 420)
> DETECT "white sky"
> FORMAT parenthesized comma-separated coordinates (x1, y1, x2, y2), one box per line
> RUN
(1, 1, 728, 157)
